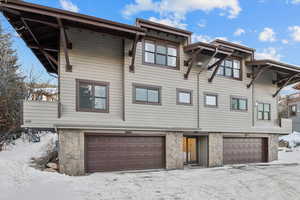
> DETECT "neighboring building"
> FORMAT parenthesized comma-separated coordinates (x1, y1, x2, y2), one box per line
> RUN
(27, 86, 58, 102)
(279, 92, 300, 132)
(2, 1, 299, 175)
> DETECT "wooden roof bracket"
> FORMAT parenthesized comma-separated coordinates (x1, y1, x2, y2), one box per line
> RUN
(184, 48, 203, 79)
(20, 16, 57, 72)
(273, 73, 300, 97)
(57, 18, 72, 72)
(246, 65, 271, 88)
(129, 34, 140, 73)
(208, 54, 230, 83)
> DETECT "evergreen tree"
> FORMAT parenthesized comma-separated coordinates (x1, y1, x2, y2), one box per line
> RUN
(0, 22, 25, 134)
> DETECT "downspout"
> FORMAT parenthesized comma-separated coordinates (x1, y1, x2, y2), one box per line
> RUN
(197, 47, 218, 128)
(251, 52, 255, 127)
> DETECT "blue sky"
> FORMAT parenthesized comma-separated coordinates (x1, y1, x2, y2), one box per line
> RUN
(1, 0, 300, 85)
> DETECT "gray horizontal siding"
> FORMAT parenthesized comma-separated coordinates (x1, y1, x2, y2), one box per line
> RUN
(23, 27, 291, 134)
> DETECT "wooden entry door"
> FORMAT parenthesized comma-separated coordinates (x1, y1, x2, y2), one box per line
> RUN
(183, 136, 198, 164)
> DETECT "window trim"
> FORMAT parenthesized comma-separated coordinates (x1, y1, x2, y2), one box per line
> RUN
(76, 79, 109, 113)
(230, 96, 248, 112)
(132, 83, 162, 105)
(142, 37, 180, 70)
(257, 102, 271, 120)
(214, 57, 243, 81)
(204, 92, 218, 108)
(177, 88, 193, 106)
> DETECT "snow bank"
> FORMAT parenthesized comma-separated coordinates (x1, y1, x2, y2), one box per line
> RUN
(279, 131, 300, 147)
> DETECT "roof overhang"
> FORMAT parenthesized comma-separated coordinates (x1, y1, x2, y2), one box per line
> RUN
(211, 39, 255, 56)
(0, 0, 145, 74)
(184, 41, 234, 58)
(136, 18, 192, 41)
(246, 59, 300, 95)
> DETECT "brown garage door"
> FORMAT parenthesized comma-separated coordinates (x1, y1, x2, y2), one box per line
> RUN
(223, 137, 268, 165)
(85, 135, 165, 172)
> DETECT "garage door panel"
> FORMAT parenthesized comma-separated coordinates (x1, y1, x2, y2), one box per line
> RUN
(85, 135, 165, 172)
(223, 137, 268, 165)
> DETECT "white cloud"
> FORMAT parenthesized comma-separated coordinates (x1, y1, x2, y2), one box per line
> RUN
(123, 0, 242, 26)
(192, 34, 228, 43)
(198, 20, 206, 28)
(59, 0, 79, 12)
(234, 28, 245, 36)
(148, 17, 187, 29)
(259, 28, 276, 42)
(291, 0, 300, 4)
(282, 39, 289, 44)
(289, 26, 300, 42)
(255, 47, 282, 61)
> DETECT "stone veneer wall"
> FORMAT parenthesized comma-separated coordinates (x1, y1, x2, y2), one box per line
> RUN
(165, 132, 184, 169)
(208, 133, 223, 167)
(58, 129, 85, 176)
(269, 134, 279, 162)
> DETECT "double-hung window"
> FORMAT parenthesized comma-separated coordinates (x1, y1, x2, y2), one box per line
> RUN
(217, 58, 241, 79)
(231, 97, 247, 111)
(76, 79, 109, 112)
(144, 39, 178, 68)
(133, 84, 161, 105)
(258, 103, 271, 120)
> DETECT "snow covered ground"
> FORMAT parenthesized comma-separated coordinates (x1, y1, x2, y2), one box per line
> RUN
(1, 134, 300, 200)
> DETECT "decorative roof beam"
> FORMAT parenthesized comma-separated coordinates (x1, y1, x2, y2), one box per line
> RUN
(184, 48, 203, 79)
(57, 18, 72, 72)
(29, 46, 58, 52)
(208, 55, 229, 83)
(273, 73, 300, 97)
(20, 17, 57, 72)
(247, 65, 271, 88)
(129, 34, 140, 72)
(23, 17, 59, 29)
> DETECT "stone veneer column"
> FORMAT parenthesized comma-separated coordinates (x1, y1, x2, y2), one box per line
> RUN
(165, 132, 184, 169)
(58, 129, 85, 176)
(208, 133, 223, 167)
(268, 134, 279, 162)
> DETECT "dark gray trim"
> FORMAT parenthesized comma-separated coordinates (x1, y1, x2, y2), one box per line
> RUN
(132, 83, 162, 105)
(76, 79, 110, 113)
(230, 95, 248, 112)
(176, 88, 193, 106)
(142, 38, 180, 70)
(203, 92, 218, 108)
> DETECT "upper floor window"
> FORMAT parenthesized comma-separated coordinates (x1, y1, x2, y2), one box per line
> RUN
(258, 103, 271, 120)
(217, 58, 241, 80)
(144, 39, 178, 69)
(289, 105, 297, 116)
(231, 96, 247, 111)
(177, 89, 192, 105)
(204, 93, 218, 108)
(76, 79, 109, 113)
(133, 84, 161, 105)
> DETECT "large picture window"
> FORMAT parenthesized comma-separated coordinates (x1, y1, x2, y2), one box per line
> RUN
(144, 39, 178, 68)
(216, 58, 241, 79)
(231, 97, 247, 111)
(133, 84, 161, 105)
(76, 79, 109, 112)
(258, 103, 271, 120)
